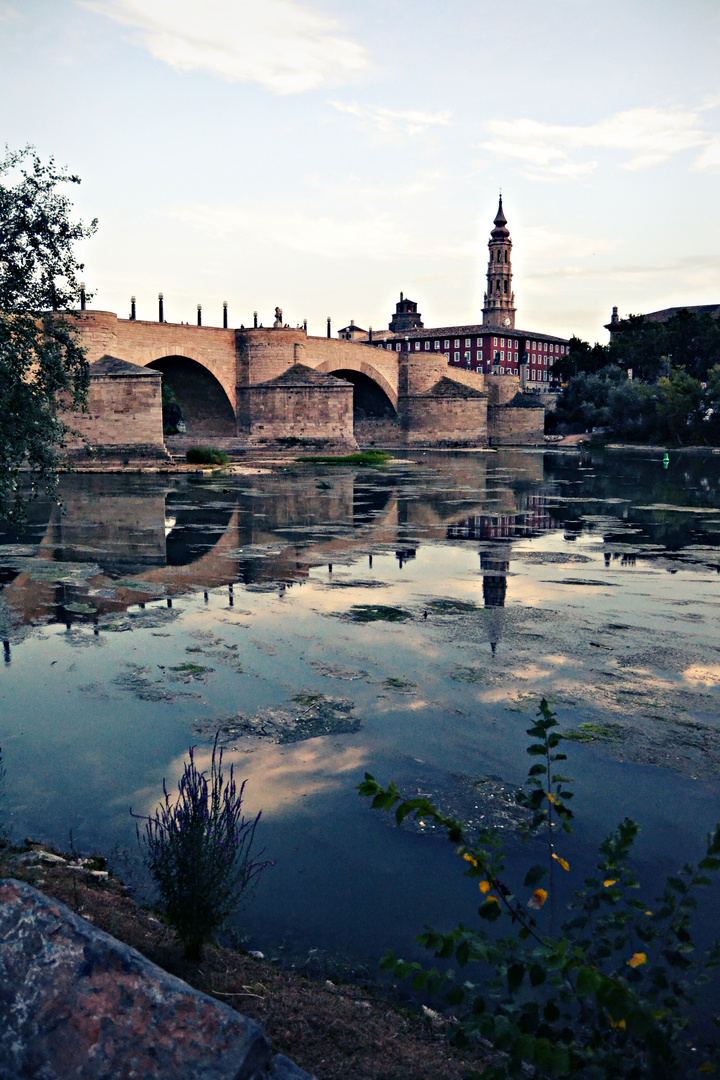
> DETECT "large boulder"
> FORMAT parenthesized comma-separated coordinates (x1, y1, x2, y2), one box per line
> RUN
(0, 879, 315, 1080)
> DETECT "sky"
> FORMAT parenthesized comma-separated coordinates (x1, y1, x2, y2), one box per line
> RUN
(1, 0, 719, 343)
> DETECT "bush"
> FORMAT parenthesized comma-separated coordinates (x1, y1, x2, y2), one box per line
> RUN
(186, 446, 230, 465)
(132, 736, 269, 959)
(359, 701, 720, 1078)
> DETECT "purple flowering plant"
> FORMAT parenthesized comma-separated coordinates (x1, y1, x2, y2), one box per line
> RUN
(132, 734, 269, 960)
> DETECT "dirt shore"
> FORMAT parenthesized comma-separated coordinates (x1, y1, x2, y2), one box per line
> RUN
(0, 842, 490, 1080)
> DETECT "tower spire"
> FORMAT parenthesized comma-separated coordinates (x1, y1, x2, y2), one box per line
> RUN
(482, 196, 516, 329)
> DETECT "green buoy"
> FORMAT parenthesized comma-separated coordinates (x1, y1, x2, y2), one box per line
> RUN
(663, 452, 670, 469)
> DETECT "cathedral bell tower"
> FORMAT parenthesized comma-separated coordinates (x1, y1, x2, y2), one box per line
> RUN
(482, 196, 516, 329)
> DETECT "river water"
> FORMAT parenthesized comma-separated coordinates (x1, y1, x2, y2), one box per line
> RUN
(1, 448, 719, 972)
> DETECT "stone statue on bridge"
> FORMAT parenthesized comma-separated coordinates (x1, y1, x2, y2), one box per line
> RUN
(273, 307, 283, 328)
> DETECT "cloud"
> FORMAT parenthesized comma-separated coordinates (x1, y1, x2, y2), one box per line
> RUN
(79, 0, 369, 93)
(528, 254, 720, 282)
(164, 186, 469, 262)
(0, 3, 20, 25)
(330, 100, 452, 137)
(481, 107, 711, 180)
(694, 136, 720, 173)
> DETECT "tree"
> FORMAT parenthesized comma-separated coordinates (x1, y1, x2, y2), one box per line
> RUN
(552, 336, 612, 384)
(0, 146, 97, 517)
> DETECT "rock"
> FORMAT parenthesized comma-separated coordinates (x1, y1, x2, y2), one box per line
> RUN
(269, 1055, 317, 1079)
(248, 950, 265, 960)
(0, 879, 315, 1080)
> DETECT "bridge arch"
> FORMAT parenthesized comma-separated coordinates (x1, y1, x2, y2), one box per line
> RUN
(147, 355, 236, 437)
(315, 358, 398, 412)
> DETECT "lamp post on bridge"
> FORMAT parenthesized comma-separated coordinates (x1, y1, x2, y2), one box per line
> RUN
(197, 304, 202, 327)
(158, 293, 164, 323)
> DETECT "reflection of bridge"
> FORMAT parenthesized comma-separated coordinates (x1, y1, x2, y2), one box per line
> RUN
(68, 311, 544, 457)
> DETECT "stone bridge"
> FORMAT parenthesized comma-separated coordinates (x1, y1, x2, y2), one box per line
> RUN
(69, 310, 542, 456)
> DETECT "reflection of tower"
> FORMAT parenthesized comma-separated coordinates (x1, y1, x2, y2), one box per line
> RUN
(481, 552, 508, 608)
(481, 550, 509, 655)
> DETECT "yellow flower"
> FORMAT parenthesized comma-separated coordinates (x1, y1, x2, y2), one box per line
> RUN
(603, 879, 618, 888)
(528, 888, 548, 910)
(479, 880, 492, 893)
(463, 853, 478, 867)
(608, 1015, 627, 1031)
(547, 792, 557, 804)
(628, 952, 647, 969)
(552, 853, 570, 871)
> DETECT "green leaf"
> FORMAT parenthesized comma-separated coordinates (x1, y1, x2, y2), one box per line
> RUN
(479, 899, 502, 921)
(576, 967, 603, 996)
(529, 963, 547, 987)
(524, 864, 548, 888)
(507, 962, 525, 992)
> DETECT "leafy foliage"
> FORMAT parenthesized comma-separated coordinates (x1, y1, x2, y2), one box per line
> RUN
(359, 700, 720, 1078)
(0, 146, 97, 516)
(132, 735, 269, 960)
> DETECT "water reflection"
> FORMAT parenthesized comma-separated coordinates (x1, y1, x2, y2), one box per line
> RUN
(1, 451, 720, 635)
(1, 449, 720, 969)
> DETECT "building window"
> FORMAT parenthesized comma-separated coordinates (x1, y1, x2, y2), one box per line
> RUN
(395, 343, 401, 351)
(465, 338, 471, 347)
(477, 338, 483, 347)
(434, 340, 440, 350)
(499, 366, 504, 374)
(414, 342, 420, 351)
(493, 337, 498, 346)
(454, 351, 460, 363)
(454, 339, 460, 348)
(464, 351, 471, 364)
(444, 340, 450, 349)
(444, 353, 450, 361)
(543, 371, 548, 381)
(424, 341, 430, 350)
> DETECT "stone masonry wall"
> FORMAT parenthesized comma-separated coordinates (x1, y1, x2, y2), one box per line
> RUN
(485, 374, 521, 405)
(63, 371, 167, 460)
(239, 383, 355, 447)
(76, 311, 239, 413)
(488, 405, 545, 445)
(402, 393, 488, 446)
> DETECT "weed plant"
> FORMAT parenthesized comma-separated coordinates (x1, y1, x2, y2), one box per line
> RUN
(132, 736, 269, 960)
(185, 446, 229, 466)
(298, 450, 391, 465)
(359, 700, 720, 1078)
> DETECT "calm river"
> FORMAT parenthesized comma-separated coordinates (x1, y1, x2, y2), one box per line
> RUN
(1, 449, 719, 973)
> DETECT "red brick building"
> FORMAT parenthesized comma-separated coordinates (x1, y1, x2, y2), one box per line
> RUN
(364, 198, 569, 390)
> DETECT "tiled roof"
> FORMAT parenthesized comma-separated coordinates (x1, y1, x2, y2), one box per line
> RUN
(370, 324, 568, 344)
(261, 363, 349, 388)
(93, 355, 160, 377)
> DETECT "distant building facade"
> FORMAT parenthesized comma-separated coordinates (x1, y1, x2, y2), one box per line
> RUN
(349, 198, 570, 390)
(605, 303, 720, 342)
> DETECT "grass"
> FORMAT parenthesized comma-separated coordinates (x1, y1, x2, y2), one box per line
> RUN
(428, 599, 478, 615)
(169, 663, 213, 674)
(185, 446, 230, 466)
(297, 450, 392, 466)
(565, 722, 625, 742)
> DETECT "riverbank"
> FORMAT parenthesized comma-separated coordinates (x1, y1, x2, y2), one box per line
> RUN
(0, 840, 490, 1080)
